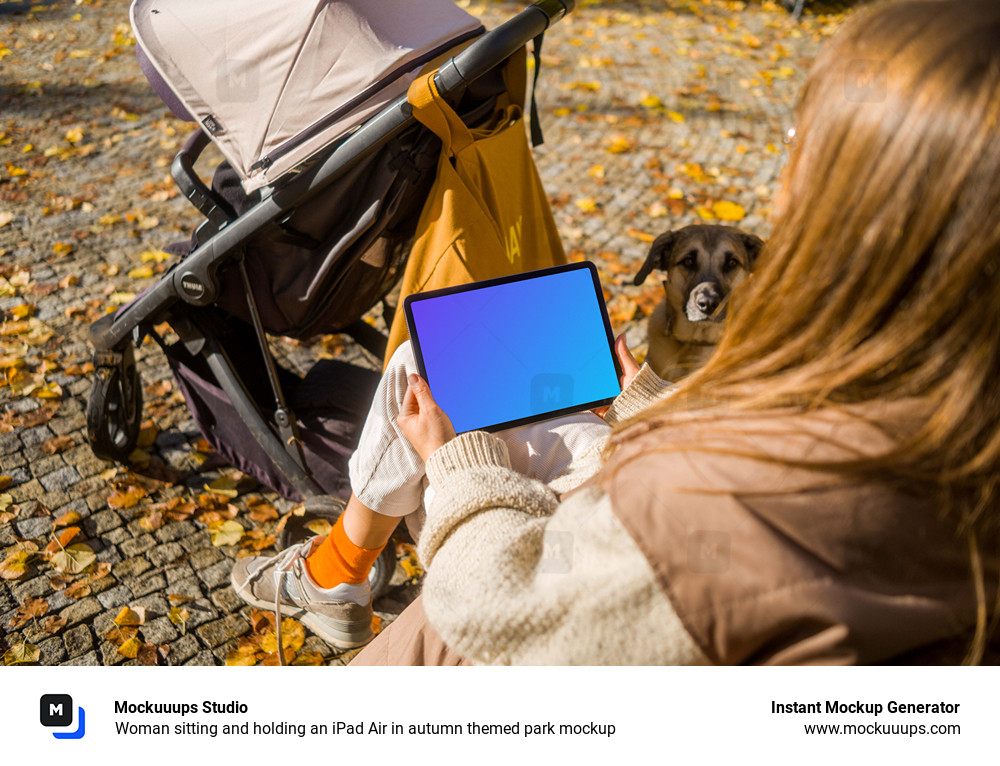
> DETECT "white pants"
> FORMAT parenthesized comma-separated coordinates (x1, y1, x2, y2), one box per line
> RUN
(348, 342, 610, 527)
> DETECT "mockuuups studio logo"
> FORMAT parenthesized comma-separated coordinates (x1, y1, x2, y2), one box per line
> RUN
(217, 59, 259, 103)
(687, 531, 730, 574)
(844, 58, 887, 103)
(539, 530, 573, 574)
(40, 694, 86, 739)
(530, 373, 574, 413)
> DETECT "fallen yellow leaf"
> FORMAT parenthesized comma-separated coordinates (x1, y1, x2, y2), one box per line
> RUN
(605, 135, 633, 154)
(204, 476, 240, 498)
(560, 80, 600, 92)
(118, 637, 143, 659)
(113, 606, 147, 627)
(0, 550, 31, 580)
(208, 520, 244, 547)
(226, 644, 257, 666)
(3, 642, 40, 665)
(49, 543, 96, 574)
(305, 519, 333, 537)
(712, 200, 747, 222)
(9, 304, 34, 319)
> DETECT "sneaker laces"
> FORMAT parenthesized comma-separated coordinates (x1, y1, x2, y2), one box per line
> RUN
(230, 541, 310, 667)
(271, 544, 308, 667)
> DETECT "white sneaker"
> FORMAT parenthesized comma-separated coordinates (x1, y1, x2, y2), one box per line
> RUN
(230, 538, 374, 651)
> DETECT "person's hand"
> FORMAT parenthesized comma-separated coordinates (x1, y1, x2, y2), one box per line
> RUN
(397, 373, 456, 462)
(592, 334, 642, 418)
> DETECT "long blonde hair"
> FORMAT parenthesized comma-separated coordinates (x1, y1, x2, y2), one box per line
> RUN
(613, 0, 1000, 659)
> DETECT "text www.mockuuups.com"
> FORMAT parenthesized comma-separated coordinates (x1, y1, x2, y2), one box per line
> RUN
(802, 722, 960, 736)
(772, 700, 962, 737)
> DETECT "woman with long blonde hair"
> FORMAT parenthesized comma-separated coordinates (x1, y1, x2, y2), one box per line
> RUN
(239, 0, 1000, 664)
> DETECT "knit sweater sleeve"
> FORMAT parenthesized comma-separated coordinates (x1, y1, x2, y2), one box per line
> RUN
(603, 363, 675, 426)
(417, 430, 708, 665)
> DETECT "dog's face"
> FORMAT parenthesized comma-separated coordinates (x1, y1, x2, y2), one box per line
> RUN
(634, 225, 763, 322)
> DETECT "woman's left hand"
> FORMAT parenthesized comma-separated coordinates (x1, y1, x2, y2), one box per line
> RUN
(397, 373, 456, 462)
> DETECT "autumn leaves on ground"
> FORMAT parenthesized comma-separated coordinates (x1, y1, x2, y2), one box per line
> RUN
(1, 0, 849, 665)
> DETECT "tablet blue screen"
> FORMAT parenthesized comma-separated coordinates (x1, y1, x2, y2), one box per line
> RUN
(408, 266, 621, 433)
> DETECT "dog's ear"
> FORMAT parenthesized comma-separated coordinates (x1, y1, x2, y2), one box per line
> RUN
(634, 231, 676, 286)
(740, 233, 765, 265)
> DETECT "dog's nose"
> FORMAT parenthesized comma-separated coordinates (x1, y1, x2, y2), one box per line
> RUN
(695, 293, 719, 314)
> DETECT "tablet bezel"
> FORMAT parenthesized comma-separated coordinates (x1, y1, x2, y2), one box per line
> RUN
(403, 261, 622, 433)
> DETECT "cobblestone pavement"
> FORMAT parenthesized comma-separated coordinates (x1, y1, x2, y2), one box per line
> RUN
(0, 0, 851, 665)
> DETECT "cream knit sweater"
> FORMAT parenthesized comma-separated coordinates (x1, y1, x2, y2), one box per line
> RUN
(416, 364, 711, 665)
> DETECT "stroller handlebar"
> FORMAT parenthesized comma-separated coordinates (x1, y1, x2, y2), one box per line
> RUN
(437, 0, 574, 93)
(171, 130, 233, 234)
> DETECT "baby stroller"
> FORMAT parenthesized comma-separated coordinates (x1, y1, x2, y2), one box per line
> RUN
(86, 0, 574, 595)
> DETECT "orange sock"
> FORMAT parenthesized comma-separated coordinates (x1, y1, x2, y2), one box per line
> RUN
(305, 515, 385, 588)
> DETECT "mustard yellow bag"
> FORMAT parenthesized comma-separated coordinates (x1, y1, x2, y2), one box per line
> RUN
(384, 64, 566, 364)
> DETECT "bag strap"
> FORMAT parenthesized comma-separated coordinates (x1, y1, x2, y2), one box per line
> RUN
(408, 73, 475, 156)
(528, 33, 545, 147)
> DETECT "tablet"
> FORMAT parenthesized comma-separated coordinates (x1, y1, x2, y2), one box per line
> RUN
(404, 262, 622, 433)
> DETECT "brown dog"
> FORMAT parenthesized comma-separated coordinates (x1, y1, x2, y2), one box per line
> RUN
(633, 224, 763, 381)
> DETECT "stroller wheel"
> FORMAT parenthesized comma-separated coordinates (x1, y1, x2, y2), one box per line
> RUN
(86, 344, 143, 462)
(279, 495, 398, 600)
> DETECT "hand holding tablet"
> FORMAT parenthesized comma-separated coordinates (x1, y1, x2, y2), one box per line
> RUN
(403, 262, 622, 435)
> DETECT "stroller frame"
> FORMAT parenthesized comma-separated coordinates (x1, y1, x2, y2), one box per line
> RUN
(87, 0, 576, 504)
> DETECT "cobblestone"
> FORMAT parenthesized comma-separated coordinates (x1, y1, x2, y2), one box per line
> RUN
(209, 586, 244, 615)
(20, 426, 53, 449)
(187, 546, 224, 571)
(84, 509, 124, 536)
(74, 650, 101, 666)
(38, 635, 67, 665)
(97, 585, 133, 610)
(114, 557, 153, 580)
(15, 516, 53, 540)
(148, 542, 186, 569)
(9, 479, 43, 504)
(59, 597, 104, 628)
(119, 534, 156, 559)
(196, 613, 250, 649)
(143, 616, 180, 645)
(64, 624, 94, 657)
(31, 455, 67, 482)
(13, 576, 53, 603)
(156, 521, 198, 544)
(167, 633, 200, 664)
(197, 560, 234, 590)
(184, 650, 218, 666)
(126, 572, 168, 599)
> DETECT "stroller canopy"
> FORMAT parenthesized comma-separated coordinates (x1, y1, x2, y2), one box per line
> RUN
(132, 0, 483, 192)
